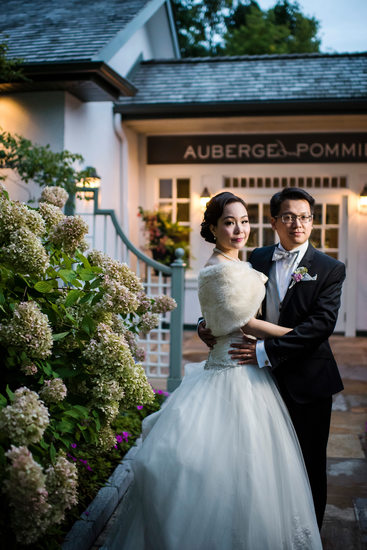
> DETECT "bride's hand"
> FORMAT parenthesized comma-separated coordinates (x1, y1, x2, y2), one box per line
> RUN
(198, 320, 217, 349)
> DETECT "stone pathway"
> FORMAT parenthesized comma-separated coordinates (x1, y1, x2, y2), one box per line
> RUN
(89, 334, 367, 550)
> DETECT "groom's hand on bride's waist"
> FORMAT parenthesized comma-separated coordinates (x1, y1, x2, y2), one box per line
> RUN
(198, 320, 217, 349)
(229, 337, 258, 366)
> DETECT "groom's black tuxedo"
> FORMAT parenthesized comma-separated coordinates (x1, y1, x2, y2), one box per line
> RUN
(250, 242, 346, 528)
(250, 243, 345, 403)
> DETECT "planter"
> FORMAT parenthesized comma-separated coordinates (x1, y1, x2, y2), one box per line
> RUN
(62, 438, 142, 550)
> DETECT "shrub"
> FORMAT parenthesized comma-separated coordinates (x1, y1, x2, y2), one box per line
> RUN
(0, 185, 176, 546)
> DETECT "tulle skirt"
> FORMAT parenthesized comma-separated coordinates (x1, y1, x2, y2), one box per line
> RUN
(105, 335, 322, 550)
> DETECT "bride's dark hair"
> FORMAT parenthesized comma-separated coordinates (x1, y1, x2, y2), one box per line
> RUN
(200, 192, 247, 243)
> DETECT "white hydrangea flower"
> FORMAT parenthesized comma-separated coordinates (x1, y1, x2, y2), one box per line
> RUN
(4, 446, 51, 545)
(50, 215, 89, 255)
(151, 295, 177, 313)
(40, 186, 69, 208)
(0, 227, 49, 275)
(0, 301, 53, 359)
(38, 201, 65, 229)
(39, 378, 67, 403)
(45, 454, 78, 524)
(139, 312, 160, 334)
(0, 387, 49, 446)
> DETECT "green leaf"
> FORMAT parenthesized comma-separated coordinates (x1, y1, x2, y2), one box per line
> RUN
(75, 251, 91, 268)
(5, 385, 14, 402)
(52, 331, 70, 341)
(78, 268, 97, 281)
(34, 280, 55, 293)
(64, 409, 82, 420)
(89, 277, 102, 290)
(58, 269, 77, 283)
(56, 420, 75, 433)
(64, 289, 82, 307)
(0, 393, 8, 408)
(54, 367, 78, 379)
(50, 442, 56, 463)
(73, 404, 89, 417)
(81, 315, 97, 336)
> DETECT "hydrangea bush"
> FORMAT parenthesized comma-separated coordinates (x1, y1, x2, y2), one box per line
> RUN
(0, 185, 176, 546)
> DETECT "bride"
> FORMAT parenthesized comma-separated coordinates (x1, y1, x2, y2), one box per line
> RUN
(105, 192, 322, 549)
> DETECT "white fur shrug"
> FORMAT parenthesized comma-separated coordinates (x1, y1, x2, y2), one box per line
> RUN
(198, 262, 267, 337)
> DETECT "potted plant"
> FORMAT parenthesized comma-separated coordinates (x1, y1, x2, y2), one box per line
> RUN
(138, 207, 190, 267)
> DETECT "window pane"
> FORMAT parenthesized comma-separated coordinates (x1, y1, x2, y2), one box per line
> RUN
(263, 204, 271, 224)
(247, 228, 259, 247)
(247, 204, 258, 223)
(313, 204, 322, 225)
(177, 179, 190, 198)
(310, 229, 321, 248)
(263, 228, 275, 246)
(325, 228, 338, 249)
(159, 179, 172, 198)
(326, 204, 339, 224)
(177, 203, 190, 222)
(158, 202, 172, 220)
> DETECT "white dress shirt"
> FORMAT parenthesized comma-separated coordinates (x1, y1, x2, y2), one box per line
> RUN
(256, 240, 309, 368)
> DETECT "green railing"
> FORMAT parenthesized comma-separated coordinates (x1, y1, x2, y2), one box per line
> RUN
(75, 189, 185, 391)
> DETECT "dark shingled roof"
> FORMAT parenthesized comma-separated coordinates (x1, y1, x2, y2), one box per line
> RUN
(0, 0, 154, 63)
(114, 53, 367, 117)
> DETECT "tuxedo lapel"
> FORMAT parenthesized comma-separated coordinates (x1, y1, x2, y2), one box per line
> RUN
(258, 246, 276, 277)
(279, 243, 316, 314)
(256, 246, 276, 321)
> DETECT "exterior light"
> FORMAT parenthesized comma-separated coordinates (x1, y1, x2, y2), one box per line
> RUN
(359, 184, 367, 214)
(76, 166, 101, 200)
(200, 186, 211, 209)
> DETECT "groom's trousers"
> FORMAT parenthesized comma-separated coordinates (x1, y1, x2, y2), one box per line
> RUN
(276, 377, 332, 530)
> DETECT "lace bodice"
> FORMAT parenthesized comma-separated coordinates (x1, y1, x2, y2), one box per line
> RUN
(204, 330, 247, 370)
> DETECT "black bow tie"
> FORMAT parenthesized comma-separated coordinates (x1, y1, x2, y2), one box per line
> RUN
(272, 249, 299, 262)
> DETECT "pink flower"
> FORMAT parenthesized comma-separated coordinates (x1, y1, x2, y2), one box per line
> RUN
(137, 405, 143, 410)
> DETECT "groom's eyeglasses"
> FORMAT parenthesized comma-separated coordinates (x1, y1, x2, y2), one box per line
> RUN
(275, 213, 313, 225)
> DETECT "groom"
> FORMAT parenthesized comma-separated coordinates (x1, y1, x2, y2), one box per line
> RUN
(198, 187, 345, 529)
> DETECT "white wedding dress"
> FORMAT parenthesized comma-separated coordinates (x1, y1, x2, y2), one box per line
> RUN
(105, 262, 322, 550)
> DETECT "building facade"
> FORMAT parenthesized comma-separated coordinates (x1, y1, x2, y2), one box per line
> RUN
(1, 2, 366, 334)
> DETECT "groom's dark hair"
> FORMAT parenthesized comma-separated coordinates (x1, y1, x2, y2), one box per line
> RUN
(201, 191, 247, 243)
(270, 187, 315, 218)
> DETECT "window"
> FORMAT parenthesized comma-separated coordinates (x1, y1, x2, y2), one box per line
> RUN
(158, 178, 191, 227)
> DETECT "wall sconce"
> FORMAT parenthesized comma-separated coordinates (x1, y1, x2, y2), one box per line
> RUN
(359, 184, 367, 214)
(200, 187, 211, 209)
(76, 166, 101, 200)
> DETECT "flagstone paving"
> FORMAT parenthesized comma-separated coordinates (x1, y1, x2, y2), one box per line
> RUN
(89, 334, 367, 550)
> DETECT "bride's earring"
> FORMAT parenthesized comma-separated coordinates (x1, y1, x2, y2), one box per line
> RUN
(213, 235, 216, 241)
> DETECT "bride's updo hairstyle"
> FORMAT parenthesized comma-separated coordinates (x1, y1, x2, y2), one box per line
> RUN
(200, 192, 247, 243)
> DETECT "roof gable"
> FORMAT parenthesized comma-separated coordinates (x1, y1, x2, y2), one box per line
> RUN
(0, 0, 173, 64)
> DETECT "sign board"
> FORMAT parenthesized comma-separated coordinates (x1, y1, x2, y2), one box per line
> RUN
(147, 133, 367, 164)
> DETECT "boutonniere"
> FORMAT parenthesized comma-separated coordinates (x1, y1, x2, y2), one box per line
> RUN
(289, 266, 317, 288)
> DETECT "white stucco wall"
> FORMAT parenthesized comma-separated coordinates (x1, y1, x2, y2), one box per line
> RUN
(0, 91, 65, 202)
(108, 5, 176, 77)
(146, 4, 177, 59)
(109, 26, 154, 77)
